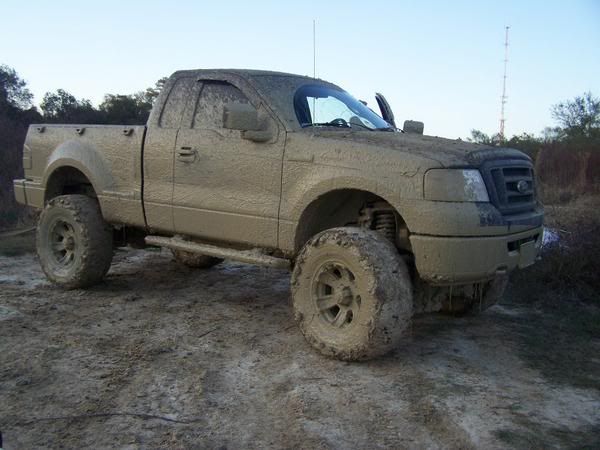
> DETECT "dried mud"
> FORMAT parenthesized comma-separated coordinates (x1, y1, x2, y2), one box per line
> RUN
(1, 235, 599, 449)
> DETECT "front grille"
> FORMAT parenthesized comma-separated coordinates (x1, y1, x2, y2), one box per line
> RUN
(481, 160, 537, 215)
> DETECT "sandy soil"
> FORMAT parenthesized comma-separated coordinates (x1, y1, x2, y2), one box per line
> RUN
(1, 234, 599, 449)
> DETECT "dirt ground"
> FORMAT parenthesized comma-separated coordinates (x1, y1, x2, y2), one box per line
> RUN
(1, 232, 599, 449)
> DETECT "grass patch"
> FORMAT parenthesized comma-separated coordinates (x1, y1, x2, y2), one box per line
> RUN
(527, 194, 600, 303)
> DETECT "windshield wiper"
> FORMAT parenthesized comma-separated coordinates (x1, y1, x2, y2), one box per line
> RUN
(302, 122, 397, 132)
(302, 122, 350, 128)
(303, 119, 378, 131)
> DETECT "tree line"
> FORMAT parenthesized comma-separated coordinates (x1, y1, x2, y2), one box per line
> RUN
(2, 62, 598, 149)
(467, 91, 600, 160)
(1, 64, 166, 125)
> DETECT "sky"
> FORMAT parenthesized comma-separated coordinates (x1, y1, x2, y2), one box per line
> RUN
(2, 0, 599, 139)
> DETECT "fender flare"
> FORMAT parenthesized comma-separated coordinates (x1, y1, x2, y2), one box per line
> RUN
(284, 175, 415, 252)
(42, 139, 115, 197)
(289, 175, 403, 224)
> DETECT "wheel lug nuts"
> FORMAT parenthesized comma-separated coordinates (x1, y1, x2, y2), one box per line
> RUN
(339, 287, 353, 306)
(65, 237, 75, 250)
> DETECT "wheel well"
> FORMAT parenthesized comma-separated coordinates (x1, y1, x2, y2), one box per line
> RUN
(294, 189, 411, 253)
(45, 166, 97, 203)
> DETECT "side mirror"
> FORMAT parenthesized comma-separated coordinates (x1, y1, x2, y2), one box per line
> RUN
(223, 102, 274, 142)
(223, 102, 261, 131)
(403, 120, 424, 135)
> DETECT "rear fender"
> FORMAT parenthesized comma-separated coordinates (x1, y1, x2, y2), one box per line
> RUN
(43, 140, 115, 211)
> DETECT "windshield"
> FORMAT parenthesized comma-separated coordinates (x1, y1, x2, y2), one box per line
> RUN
(294, 85, 392, 130)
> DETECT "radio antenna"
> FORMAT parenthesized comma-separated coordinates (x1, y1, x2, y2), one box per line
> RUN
(313, 19, 317, 79)
(499, 26, 510, 141)
(312, 19, 317, 123)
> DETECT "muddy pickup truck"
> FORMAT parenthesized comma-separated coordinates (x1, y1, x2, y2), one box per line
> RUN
(14, 69, 544, 360)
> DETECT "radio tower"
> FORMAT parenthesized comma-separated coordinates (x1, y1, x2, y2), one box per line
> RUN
(499, 26, 510, 141)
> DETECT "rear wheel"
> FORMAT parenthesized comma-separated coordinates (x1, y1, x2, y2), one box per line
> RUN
(291, 227, 413, 361)
(171, 249, 223, 269)
(37, 195, 113, 289)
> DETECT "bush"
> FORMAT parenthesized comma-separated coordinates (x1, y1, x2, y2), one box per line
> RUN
(0, 112, 38, 230)
(535, 142, 600, 204)
(527, 196, 600, 303)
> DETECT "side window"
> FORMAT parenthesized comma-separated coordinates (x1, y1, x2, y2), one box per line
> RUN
(193, 81, 250, 129)
(159, 77, 195, 128)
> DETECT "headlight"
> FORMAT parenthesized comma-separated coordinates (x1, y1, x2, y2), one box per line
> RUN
(424, 169, 490, 202)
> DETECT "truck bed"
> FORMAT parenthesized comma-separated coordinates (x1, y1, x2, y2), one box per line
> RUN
(18, 123, 147, 227)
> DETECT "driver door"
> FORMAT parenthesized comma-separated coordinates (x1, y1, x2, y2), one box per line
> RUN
(172, 80, 284, 248)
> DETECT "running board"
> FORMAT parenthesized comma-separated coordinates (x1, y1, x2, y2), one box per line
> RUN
(144, 235, 291, 270)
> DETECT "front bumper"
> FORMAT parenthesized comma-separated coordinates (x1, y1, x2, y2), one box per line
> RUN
(13, 179, 44, 208)
(410, 226, 543, 285)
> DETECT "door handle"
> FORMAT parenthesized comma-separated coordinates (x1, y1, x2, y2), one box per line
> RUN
(177, 147, 197, 161)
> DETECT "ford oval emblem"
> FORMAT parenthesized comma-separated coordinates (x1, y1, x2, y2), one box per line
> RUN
(516, 180, 529, 193)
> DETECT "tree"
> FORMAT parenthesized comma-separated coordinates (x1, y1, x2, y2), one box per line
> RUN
(551, 92, 600, 140)
(467, 129, 503, 146)
(505, 132, 543, 160)
(40, 89, 103, 123)
(99, 94, 149, 124)
(99, 77, 167, 124)
(140, 77, 168, 106)
(541, 126, 562, 142)
(0, 65, 40, 230)
(466, 130, 543, 159)
(0, 64, 33, 111)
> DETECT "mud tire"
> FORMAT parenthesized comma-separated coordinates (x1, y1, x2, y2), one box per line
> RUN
(291, 227, 413, 361)
(171, 249, 223, 269)
(37, 195, 113, 289)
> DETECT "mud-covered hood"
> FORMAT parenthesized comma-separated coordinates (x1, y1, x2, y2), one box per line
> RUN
(311, 129, 530, 168)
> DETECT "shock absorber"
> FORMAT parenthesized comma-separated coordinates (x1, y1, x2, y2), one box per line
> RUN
(373, 210, 396, 241)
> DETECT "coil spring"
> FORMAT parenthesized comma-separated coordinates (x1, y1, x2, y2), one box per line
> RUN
(373, 211, 396, 241)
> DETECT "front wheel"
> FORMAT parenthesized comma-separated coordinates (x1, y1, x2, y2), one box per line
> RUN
(37, 195, 113, 289)
(291, 227, 413, 361)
